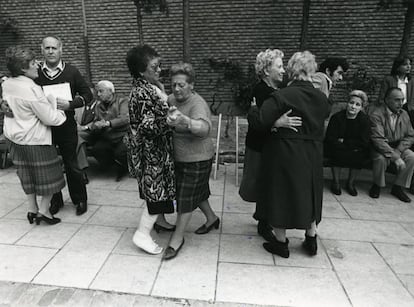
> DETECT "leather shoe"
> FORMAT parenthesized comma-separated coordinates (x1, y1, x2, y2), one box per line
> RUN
(263, 238, 289, 258)
(257, 221, 276, 242)
(195, 218, 220, 234)
(76, 201, 88, 216)
(330, 182, 341, 195)
(391, 185, 411, 203)
(163, 239, 185, 260)
(346, 182, 358, 196)
(49, 193, 64, 215)
(302, 234, 318, 256)
(369, 184, 381, 198)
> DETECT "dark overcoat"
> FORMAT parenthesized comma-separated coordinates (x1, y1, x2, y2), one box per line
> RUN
(250, 80, 330, 229)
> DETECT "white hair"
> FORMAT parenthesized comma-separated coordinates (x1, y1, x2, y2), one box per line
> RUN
(97, 80, 115, 93)
(255, 49, 284, 79)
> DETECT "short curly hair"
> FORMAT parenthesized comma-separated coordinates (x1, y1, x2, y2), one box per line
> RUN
(126, 45, 160, 79)
(5, 45, 35, 77)
(170, 62, 195, 83)
(287, 51, 317, 81)
(255, 49, 284, 79)
(349, 89, 369, 108)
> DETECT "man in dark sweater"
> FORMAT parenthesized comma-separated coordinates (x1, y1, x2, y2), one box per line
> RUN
(37, 36, 93, 216)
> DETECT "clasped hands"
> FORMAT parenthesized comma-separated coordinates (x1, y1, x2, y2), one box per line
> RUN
(166, 106, 190, 128)
(82, 119, 110, 131)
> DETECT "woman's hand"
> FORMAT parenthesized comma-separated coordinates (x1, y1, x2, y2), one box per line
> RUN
(0, 98, 13, 118)
(166, 106, 189, 127)
(272, 109, 302, 132)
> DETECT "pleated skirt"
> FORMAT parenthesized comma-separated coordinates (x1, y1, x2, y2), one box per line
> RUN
(175, 159, 212, 213)
(9, 141, 66, 195)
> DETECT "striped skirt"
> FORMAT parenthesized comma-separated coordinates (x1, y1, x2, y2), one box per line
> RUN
(9, 142, 66, 195)
(175, 159, 212, 213)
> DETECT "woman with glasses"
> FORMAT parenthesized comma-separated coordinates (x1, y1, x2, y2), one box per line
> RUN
(124, 45, 176, 255)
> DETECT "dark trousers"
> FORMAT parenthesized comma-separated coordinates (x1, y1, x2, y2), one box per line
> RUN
(52, 118, 87, 205)
(92, 138, 127, 168)
(79, 130, 127, 169)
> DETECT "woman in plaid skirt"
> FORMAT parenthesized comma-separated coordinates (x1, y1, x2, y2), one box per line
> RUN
(163, 62, 219, 260)
(2, 46, 66, 225)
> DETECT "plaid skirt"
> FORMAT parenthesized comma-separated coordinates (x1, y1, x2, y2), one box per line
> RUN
(175, 159, 212, 213)
(9, 142, 66, 195)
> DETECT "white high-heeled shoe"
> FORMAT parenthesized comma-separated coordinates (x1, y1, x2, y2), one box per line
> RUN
(132, 230, 163, 255)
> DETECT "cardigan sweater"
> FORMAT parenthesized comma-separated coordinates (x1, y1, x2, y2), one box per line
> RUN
(2, 76, 66, 145)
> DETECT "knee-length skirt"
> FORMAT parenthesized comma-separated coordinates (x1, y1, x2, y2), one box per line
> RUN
(175, 159, 212, 213)
(9, 142, 65, 195)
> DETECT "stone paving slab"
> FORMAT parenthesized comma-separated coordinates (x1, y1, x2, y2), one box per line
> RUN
(0, 164, 413, 306)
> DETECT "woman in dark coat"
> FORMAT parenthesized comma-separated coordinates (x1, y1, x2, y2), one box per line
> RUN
(324, 90, 371, 196)
(248, 51, 330, 258)
(239, 49, 301, 242)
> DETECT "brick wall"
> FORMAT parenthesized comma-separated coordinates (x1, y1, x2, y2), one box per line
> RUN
(0, 0, 412, 112)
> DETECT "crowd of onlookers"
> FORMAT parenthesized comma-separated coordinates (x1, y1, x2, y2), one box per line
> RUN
(0, 36, 413, 259)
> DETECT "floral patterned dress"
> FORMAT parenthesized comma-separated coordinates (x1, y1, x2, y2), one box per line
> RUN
(124, 77, 175, 211)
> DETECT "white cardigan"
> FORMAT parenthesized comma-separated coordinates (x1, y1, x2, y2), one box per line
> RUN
(2, 76, 66, 145)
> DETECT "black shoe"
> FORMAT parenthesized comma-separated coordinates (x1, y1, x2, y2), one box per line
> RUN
(302, 234, 318, 256)
(195, 218, 220, 234)
(154, 223, 176, 233)
(35, 214, 61, 225)
(76, 201, 88, 216)
(27, 212, 37, 224)
(346, 182, 358, 196)
(257, 221, 276, 242)
(391, 185, 411, 203)
(369, 184, 381, 198)
(330, 182, 341, 195)
(49, 200, 63, 215)
(162, 239, 185, 260)
(263, 238, 290, 258)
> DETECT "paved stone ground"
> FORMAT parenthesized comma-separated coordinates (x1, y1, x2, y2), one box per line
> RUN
(0, 162, 413, 307)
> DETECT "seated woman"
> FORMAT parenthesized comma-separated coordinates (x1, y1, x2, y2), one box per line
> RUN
(2, 46, 66, 225)
(163, 62, 219, 260)
(324, 90, 371, 196)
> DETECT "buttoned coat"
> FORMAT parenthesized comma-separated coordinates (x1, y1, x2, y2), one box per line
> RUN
(249, 80, 331, 229)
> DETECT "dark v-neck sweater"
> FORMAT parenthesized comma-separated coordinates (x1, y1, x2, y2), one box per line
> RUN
(35, 62, 93, 116)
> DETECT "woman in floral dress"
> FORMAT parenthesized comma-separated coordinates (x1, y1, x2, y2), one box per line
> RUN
(124, 45, 175, 254)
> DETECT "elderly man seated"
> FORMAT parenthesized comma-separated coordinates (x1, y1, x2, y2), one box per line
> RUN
(79, 80, 129, 181)
(369, 87, 414, 202)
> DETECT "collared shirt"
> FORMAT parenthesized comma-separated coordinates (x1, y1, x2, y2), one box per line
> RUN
(397, 77, 408, 105)
(387, 107, 400, 131)
(41, 61, 64, 79)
